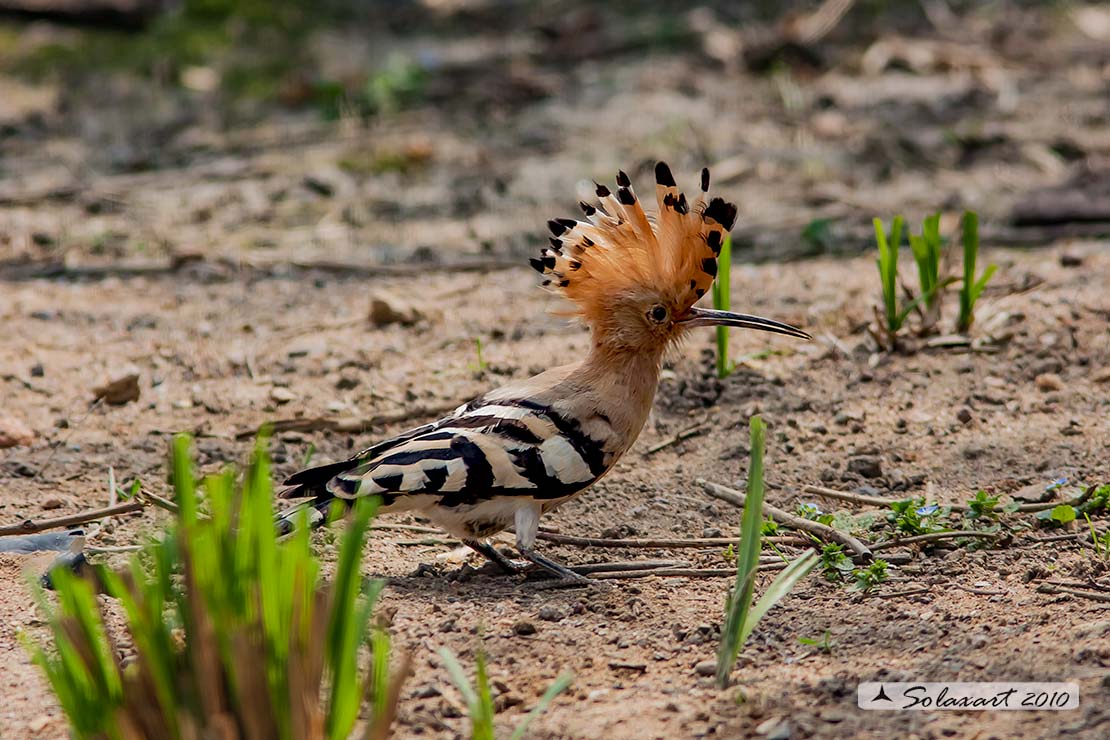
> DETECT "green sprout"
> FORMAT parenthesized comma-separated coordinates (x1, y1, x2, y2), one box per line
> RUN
(798, 631, 834, 654)
(956, 211, 996, 334)
(439, 648, 572, 740)
(30, 434, 400, 740)
(471, 336, 488, 372)
(818, 543, 854, 582)
(715, 416, 818, 689)
(1085, 515, 1110, 561)
(966, 490, 1000, 520)
(887, 498, 948, 536)
(712, 235, 734, 378)
(1036, 504, 1077, 527)
(909, 214, 942, 310)
(852, 559, 889, 592)
(873, 215, 907, 334)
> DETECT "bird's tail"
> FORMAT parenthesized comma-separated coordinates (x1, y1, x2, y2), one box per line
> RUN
(275, 457, 362, 535)
(275, 491, 350, 536)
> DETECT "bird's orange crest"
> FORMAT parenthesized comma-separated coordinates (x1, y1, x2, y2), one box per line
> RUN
(530, 162, 737, 330)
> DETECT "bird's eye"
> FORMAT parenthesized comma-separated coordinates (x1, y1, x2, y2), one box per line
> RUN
(648, 305, 668, 323)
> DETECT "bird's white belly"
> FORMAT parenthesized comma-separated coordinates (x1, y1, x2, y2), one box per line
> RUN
(380, 495, 574, 540)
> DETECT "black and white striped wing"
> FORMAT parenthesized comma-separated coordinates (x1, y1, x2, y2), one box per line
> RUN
(324, 401, 610, 507)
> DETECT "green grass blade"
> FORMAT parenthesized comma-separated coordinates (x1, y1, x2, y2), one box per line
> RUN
(716, 415, 766, 688)
(713, 235, 733, 378)
(326, 496, 381, 739)
(509, 672, 573, 740)
(739, 551, 819, 645)
(437, 648, 478, 708)
(473, 650, 496, 740)
(873, 216, 904, 332)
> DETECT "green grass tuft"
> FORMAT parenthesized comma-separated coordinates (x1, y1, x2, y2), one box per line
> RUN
(712, 235, 734, 378)
(715, 416, 818, 688)
(30, 433, 400, 740)
(439, 647, 572, 740)
(956, 211, 996, 333)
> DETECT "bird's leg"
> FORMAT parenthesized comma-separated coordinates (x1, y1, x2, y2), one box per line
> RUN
(514, 506, 590, 583)
(463, 539, 528, 575)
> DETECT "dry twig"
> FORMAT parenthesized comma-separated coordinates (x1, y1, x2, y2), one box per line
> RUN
(644, 422, 708, 456)
(0, 501, 144, 537)
(236, 401, 461, 439)
(871, 530, 1000, 551)
(698, 479, 873, 560)
(1037, 584, 1110, 604)
(535, 531, 810, 550)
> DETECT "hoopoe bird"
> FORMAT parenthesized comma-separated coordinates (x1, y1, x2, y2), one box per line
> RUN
(279, 163, 810, 581)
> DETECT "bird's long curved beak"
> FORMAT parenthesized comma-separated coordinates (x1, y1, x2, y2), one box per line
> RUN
(679, 307, 812, 340)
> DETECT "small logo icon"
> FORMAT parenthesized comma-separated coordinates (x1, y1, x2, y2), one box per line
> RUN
(871, 685, 892, 703)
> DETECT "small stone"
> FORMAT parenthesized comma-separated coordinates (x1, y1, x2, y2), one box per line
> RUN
(887, 469, 908, 491)
(538, 606, 566, 622)
(1035, 373, 1064, 392)
(756, 716, 791, 739)
(961, 443, 987, 460)
(269, 387, 296, 404)
(335, 372, 360, 390)
(1092, 367, 1110, 384)
(0, 417, 35, 448)
(414, 684, 441, 698)
(694, 660, 717, 676)
(512, 621, 537, 636)
(28, 715, 51, 733)
(702, 527, 722, 538)
(368, 291, 426, 327)
(302, 175, 335, 197)
(30, 363, 44, 377)
(42, 496, 70, 510)
(92, 372, 140, 405)
(957, 407, 973, 424)
(847, 455, 882, 479)
(1059, 253, 1082, 267)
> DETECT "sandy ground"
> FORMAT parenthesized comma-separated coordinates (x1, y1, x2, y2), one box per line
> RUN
(2, 2, 1110, 738)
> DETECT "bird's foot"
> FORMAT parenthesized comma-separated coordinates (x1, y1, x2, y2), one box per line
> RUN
(518, 547, 591, 584)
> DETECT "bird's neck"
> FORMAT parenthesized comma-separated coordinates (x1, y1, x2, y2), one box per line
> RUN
(576, 340, 665, 445)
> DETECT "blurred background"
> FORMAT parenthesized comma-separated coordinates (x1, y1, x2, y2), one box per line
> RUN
(1, 0, 1108, 274)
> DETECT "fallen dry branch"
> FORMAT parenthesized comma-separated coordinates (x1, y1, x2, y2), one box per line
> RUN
(589, 560, 791, 581)
(803, 482, 1100, 514)
(1036, 583, 1110, 604)
(698, 479, 873, 560)
(137, 489, 181, 514)
(535, 531, 811, 550)
(643, 422, 708, 456)
(236, 401, 461, 439)
(870, 530, 1000, 551)
(869, 587, 930, 599)
(0, 501, 144, 537)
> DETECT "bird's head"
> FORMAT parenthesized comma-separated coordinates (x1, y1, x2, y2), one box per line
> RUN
(530, 163, 811, 354)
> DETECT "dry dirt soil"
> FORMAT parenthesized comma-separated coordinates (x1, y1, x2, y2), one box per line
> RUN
(1, 2, 1109, 739)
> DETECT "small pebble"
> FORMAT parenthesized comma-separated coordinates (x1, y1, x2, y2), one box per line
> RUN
(1034, 373, 1064, 392)
(538, 606, 566, 622)
(847, 455, 883, 479)
(957, 407, 973, 424)
(512, 621, 537, 636)
(270, 387, 297, 404)
(694, 660, 717, 677)
(0, 417, 35, 448)
(92, 372, 141, 405)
